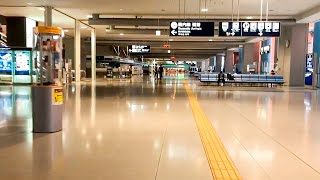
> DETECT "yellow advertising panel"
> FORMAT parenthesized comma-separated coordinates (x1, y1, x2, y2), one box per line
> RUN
(52, 88, 63, 105)
(34, 26, 62, 35)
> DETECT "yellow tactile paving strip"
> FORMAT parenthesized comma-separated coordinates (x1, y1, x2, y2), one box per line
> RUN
(183, 81, 242, 180)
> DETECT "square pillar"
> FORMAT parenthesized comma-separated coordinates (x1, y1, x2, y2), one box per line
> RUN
(44, 7, 52, 26)
(91, 29, 96, 80)
(225, 51, 234, 73)
(74, 20, 81, 82)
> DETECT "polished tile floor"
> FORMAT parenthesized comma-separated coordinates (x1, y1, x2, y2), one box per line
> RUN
(0, 76, 319, 180)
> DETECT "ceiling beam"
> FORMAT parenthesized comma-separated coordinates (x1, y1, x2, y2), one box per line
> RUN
(89, 17, 296, 26)
(296, 4, 320, 23)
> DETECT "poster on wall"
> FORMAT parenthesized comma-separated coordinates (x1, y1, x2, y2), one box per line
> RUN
(0, 51, 12, 74)
(14, 51, 30, 75)
(305, 54, 313, 86)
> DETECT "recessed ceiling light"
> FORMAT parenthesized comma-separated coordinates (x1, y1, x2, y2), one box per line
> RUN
(156, 30, 161, 36)
(38, 7, 45, 11)
(120, 33, 124, 36)
(87, 15, 93, 18)
(169, 39, 173, 41)
(209, 39, 213, 42)
(27, 2, 33, 5)
(246, 16, 253, 19)
(120, 9, 124, 11)
(201, 8, 208, 12)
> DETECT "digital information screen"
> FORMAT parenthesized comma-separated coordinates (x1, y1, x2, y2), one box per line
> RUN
(219, 21, 280, 37)
(128, 45, 151, 53)
(170, 21, 215, 36)
(14, 51, 31, 75)
(0, 51, 13, 75)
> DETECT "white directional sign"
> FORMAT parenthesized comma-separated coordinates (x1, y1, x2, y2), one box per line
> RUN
(128, 45, 151, 53)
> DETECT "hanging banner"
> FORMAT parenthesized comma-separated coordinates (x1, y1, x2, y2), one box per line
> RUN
(219, 21, 281, 37)
(169, 21, 215, 36)
(305, 54, 314, 86)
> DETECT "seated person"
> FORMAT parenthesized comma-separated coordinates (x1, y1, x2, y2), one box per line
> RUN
(218, 71, 225, 86)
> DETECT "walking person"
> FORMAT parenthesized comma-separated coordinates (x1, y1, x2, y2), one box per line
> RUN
(159, 65, 164, 80)
(154, 64, 158, 80)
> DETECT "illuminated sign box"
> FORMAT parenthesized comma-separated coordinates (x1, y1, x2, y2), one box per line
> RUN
(219, 21, 281, 37)
(170, 21, 215, 36)
(128, 45, 151, 53)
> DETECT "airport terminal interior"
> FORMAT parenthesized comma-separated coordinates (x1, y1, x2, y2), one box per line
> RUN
(1, 0, 320, 179)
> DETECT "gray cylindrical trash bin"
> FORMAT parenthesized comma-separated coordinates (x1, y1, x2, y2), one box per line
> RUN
(32, 85, 63, 133)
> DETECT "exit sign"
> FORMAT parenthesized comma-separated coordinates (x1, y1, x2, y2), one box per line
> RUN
(163, 44, 170, 48)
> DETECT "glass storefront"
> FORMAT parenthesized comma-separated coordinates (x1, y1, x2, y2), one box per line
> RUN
(0, 47, 34, 84)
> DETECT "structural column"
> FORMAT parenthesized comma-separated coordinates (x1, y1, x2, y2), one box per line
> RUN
(242, 43, 255, 73)
(225, 50, 234, 73)
(74, 20, 81, 82)
(278, 24, 308, 86)
(44, 7, 52, 26)
(91, 28, 96, 80)
(289, 24, 308, 86)
(216, 54, 223, 72)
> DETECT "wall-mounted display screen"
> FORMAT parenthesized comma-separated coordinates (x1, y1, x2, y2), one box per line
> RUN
(14, 51, 31, 75)
(0, 51, 13, 74)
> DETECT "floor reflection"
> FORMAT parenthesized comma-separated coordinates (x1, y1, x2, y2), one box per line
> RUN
(0, 86, 32, 131)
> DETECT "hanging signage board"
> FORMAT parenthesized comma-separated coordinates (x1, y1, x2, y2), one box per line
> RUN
(219, 22, 242, 37)
(260, 45, 270, 55)
(242, 21, 280, 37)
(128, 45, 151, 53)
(170, 21, 215, 36)
(219, 21, 281, 37)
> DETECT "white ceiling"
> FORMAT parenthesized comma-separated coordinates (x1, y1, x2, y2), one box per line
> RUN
(1, 0, 320, 19)
(1, 0, 320, 58)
